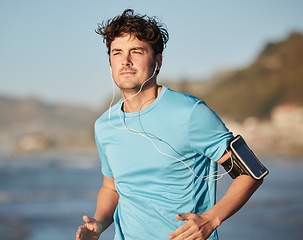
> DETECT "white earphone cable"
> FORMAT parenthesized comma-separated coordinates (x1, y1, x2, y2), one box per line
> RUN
(107, 63, 233, 181)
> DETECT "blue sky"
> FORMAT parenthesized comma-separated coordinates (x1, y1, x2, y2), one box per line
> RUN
(1, 0, 303, 109)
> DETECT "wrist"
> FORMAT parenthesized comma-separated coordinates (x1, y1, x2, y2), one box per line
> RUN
(97, 221, 103, 233)
(204, 208, 222, 229)
(93, 217, 103, 234)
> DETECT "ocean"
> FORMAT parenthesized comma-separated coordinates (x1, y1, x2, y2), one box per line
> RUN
(0, 152, 302, 240)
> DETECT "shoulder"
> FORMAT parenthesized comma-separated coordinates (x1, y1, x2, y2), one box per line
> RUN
(162, 86, 204, 109)
(95, 99, 122, 132)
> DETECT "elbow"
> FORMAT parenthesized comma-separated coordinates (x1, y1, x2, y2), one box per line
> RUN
(252, 177, 263, 192)
(256, 177, 264, 186)
(241, 174, 264, 190)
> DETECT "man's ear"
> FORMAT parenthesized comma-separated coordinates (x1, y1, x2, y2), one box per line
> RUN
(156, 54, 162, 71)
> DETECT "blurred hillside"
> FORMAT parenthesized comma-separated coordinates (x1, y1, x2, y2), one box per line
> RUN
(205, 32, 303, 121)
(0, 96, 98, 153)
(164, 32, 303, 156)
(166, 32, 303, 121)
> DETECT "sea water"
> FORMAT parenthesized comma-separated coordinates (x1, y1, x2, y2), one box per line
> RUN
(0, 152, 302, 240)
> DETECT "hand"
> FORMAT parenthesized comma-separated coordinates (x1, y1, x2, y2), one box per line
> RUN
(168, 213, 218, 240)
(76, 215, 102, 240)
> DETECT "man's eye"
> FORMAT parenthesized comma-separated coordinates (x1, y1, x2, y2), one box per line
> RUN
(132, 51, 142, 55)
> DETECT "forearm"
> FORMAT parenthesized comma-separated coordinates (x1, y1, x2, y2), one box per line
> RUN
(206, 175, 263, 227)
(94, 184, 119, 232)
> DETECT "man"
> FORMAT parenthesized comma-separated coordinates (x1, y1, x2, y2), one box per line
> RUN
(76, 9, 263, 240)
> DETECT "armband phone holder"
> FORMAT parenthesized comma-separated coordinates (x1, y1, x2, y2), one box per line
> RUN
(222, 135, 269, 180)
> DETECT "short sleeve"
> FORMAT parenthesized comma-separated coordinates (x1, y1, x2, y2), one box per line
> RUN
(94, 125, 114, 178)
(189, 101, 234, 162)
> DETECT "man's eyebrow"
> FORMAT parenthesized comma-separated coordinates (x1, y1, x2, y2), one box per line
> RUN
(111, 48, 122, 53)
(130, 47, 146, 51)
(111, 47, 146, 52)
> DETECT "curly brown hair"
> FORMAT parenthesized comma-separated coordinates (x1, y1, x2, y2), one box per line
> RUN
(96, 9, 169, 57)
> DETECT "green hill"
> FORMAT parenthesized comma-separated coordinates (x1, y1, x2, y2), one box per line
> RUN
(197, 32, 303, 121)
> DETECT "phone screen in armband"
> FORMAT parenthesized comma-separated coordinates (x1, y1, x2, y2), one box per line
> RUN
(230, 135, 269, 180)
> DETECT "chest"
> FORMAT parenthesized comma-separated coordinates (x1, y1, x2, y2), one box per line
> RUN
(101, 113, 196, 183)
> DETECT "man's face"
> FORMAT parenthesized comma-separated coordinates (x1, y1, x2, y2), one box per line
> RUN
(109, 34, 160, 92)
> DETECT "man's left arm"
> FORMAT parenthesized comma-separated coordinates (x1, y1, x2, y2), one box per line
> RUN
(168, 151, 263, 240)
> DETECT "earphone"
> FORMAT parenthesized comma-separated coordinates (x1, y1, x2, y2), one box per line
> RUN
(108, 61, 233, 181)
(155, 61, 159, 71)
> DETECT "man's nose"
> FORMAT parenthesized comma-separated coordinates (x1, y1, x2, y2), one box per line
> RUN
(122, 53, 132, 66)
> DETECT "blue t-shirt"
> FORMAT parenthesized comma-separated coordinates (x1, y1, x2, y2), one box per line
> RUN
(95, 86, 233, 240)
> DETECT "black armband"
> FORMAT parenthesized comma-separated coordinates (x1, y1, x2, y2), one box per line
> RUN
(222, 135, 269, 180)
(221, 152, 248, 179)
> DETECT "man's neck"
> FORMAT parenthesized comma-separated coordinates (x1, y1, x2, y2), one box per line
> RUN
(121, 85, 162, 113)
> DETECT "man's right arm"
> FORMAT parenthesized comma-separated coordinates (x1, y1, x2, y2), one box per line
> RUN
(94, 176, 119, 230)
(76, 176, 119, 240)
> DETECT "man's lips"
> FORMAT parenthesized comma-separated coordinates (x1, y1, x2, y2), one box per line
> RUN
(120, 71, 136, 75)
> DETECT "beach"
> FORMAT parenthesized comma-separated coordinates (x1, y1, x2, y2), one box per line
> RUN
(0, 152, 302, 240)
